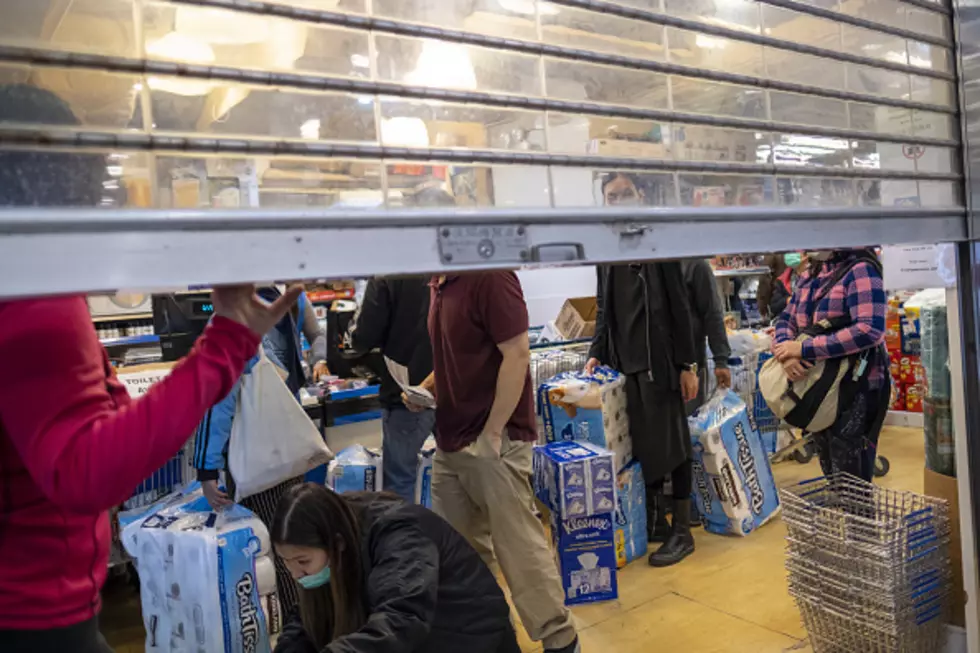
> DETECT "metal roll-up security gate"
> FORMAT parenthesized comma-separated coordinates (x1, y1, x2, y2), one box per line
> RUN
(0, 0, 963, 296)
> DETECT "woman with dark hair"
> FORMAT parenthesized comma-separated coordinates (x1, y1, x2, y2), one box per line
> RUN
(772, 248, 889, 481)
(270, 484, 519, 653)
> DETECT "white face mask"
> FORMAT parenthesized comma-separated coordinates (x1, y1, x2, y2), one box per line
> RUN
(609, 197, 641, 207)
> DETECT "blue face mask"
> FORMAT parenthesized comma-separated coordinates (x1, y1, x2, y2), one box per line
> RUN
(784, 252, 802, 268)
(297, 565, 331, 589)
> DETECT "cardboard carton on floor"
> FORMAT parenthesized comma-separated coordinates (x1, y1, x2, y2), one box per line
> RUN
(923, 467, 965, 628)
(555, 297, 597, 340)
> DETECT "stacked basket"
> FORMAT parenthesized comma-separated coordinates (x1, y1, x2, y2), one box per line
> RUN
(780, 474, 951, 652)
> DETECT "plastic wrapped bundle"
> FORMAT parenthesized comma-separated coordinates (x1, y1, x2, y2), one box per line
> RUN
(924, 398, 955, 476)
(905, 289, 950, 401)
(327, 444, 383, 493)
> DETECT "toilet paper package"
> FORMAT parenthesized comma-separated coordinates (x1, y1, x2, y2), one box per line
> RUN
(328, 444, 383, 494)
(534, 441, 617, 519)
(614, 460, 647, 568)
(550, 511, 618, 606)
(688, 390, 780, 537)
(538, 368, 632, 472)
(124, 490, 271, 653)
(261, 592, 283, 637)
(415, 437, 437, 509)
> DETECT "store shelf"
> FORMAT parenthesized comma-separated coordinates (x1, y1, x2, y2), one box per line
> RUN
(91, 312, 153, 323)
(0, 206, 966, 298)
(100, 334, 160, 347)
(713, 267, 771, 277)
(327, 385, 380, 401)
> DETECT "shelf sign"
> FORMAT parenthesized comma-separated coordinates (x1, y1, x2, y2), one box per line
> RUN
(116, 364, 174, 399)
(881, 245, 955, 291)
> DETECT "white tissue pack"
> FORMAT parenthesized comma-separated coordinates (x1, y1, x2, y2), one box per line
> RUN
(327, 444, 383, 493)
(538, 367, 632, 472)
(688, 391, 780, 537)
(534, 441, 617, 519)
(120, 483, 274, 653)
(414, 436, 437, 509)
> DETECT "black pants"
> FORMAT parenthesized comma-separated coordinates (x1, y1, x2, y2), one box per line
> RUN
(0, 616, 113, 653)
(813, 382, 891, 482)
(649, 458, 694, 500)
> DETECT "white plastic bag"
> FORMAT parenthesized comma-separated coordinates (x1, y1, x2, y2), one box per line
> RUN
(229, 348, 333, 501)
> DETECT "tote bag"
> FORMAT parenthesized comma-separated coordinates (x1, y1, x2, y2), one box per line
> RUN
(228, 348, 333, 501)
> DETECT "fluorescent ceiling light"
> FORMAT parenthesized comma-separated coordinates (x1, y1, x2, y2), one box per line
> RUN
(406, 41, 477, 90)
(300, 119, 321, 140)
(381, 117, 430, 147)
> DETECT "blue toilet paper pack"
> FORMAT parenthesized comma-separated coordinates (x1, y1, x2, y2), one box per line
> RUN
(327, 444, 383, 494)
(688, 390, 780, 537)
(534, 441, 617, 519)
(415, 437, 436, 509)
(550, 511, 619, 606)
(614, 460, 647, 568)
(538, 368, 632, 472)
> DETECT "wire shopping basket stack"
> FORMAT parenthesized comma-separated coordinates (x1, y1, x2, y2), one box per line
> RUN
(780, 474, 952, 653)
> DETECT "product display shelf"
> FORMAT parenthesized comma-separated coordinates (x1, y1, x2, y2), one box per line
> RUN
(99, 334, 161, 348)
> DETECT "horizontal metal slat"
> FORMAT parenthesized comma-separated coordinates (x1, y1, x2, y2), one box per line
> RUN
(170, 0, 956, 81)
(556, 0, 951, 48)
(0, 206, 965, 298)
(0, 127, 961, 182)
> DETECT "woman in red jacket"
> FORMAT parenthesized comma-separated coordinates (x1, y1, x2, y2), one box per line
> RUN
(0, 84, 303, 653)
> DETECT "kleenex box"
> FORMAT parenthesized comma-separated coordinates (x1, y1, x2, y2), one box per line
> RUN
(550, 511, 618, 606)
(534, 441, 617, 519)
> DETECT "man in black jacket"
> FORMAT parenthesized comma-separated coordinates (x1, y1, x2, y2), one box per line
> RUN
(345, 277, 433, 502)
(680, 258, 732, 414)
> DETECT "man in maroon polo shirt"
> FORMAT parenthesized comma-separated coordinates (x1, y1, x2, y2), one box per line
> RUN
(408, 271, 579, 653)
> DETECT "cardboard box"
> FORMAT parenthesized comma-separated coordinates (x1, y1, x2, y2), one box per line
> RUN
(550, 511, 618, 606)
(555, 297, 597, 340)
(534, 441, 616, 519)
(923, 467, 965, 627)
(538, 368, 632, 472)
(614, 461, 647, 568)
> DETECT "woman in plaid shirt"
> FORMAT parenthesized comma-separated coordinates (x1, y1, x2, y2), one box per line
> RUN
(771, 249, 890, 481)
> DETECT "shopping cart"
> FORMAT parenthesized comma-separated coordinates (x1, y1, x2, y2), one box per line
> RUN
(707, 349, 788, 458)
(780, 474, 951, 652)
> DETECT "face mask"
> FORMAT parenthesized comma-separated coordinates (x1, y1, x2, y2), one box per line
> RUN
(297, 565, 331, 589)
(611, 197, 641, 207)
(783, 252, 802, 268)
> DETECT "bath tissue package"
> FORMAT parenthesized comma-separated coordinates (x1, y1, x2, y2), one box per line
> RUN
(415, 437, 436, 509)
(534, 441, 616, 519)
(328, 444, 383, 494)
(614, 460, 647, 568)
(538, 368, 632, 472)
(688, 391, 780, 537)
(550, 511, 618, 606)
(122, 486, 272, 653)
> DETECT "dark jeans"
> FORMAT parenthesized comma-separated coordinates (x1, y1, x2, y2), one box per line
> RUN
(1, 616, 113, 653)
(382, 405, 436, 502)
(813, 382, 891, 482)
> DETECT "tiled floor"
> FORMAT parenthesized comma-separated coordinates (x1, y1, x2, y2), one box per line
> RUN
(102, 426, 927, 653)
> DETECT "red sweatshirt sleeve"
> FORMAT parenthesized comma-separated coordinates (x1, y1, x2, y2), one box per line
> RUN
(0, 296, 260, 514)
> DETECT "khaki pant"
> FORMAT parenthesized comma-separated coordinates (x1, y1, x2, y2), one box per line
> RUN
(432, 433, 577, 651)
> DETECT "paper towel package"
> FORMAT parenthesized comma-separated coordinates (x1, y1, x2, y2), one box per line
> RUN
(415, 437, 437, 509)
(327, 444, 383, 494)
(534, 441, 617, 519)
(538, 368, 632, 472)
(123, 487, 271, 653)
(688, 391, 780, 537)
(550, 511, 618, 606)
(614, 460, 647, 568)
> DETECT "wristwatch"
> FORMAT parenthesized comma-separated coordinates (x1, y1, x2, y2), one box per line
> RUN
(680, 362, 698, 374)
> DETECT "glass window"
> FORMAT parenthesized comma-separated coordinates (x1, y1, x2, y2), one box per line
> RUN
(672, 125, 762, 163)
(268, 0, 366, 14)
(541, 5, 666, 62)
(671, 77, 767, 119)
(582, 169, 677, 208)
(908, 41, 953, 74)
(386, 164, 552, 208)
(149, 83, 378, 143)
(667, 27, 764, 77)
(771, 92, 848, 129)
(662, 0, 762, 33)
(0, 0, 137, 57)
(679, 174, 773, 206)
(548, 113, 671, 159)
(380, 98, 543, 150)
(373, 0, 538, 41)
(839, 0, 906, 32)
(545, 59, 670, 109)
(772, 134, 852, 168)
(850, 103, 913, 136)
(376, 34, 542, 96)
(762, 5, 841, 50)
(767, 49, 845, 90)
(911, 76, 955, 107)
(842, 25, 907, 66)
(847, 65, 910, 101)
(777, 177, 856, 206)
(142, 2, 370, 79)
(906, 7, 949, 40)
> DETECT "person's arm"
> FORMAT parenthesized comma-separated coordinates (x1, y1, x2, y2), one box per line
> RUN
(588, 266, 609, 364)
(326, 518, 439, 653)
(0, 297, 262, 514)
(192, 377, 240, 480)
(773, 285, 801, 344)
(476, 273, 532, 447)
(801, 263, 886, 361)
(689, 260, 731, 367)
(346, 279, 392, 356)
(275, 609, 318, 653)
(301, 296, 328, 363)
(661, 262, 698, 368)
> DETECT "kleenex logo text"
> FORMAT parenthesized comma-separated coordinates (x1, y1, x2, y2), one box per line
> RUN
(563, 516, 611, 534)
